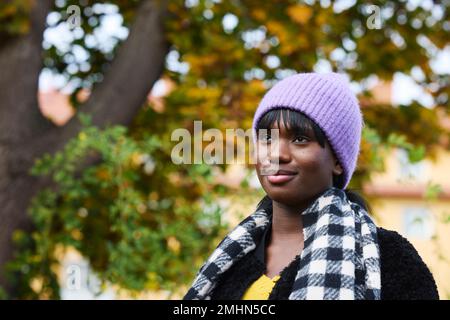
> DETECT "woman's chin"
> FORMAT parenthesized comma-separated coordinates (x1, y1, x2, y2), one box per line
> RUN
(264, 191, 302, 207)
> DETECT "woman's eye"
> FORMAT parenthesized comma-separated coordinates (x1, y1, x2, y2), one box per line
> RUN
(293, 136, 308, 143)
(257, 132, 272, 142)
(257, 136, 271, 143)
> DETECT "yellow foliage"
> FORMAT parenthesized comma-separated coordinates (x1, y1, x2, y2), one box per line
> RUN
(316, 11, 328, 26)
(95, 168, 111, 181)
(297, 33, 310, 49)
(232, 47, 245, 60)
(166, 236, 181, 255)
(287, 5, 313, 25)
(280, 43, 296, 55)
(130, 152, 143, 167)
(78, 132, 87, 141)
(1, 4, 17, 17)
(251, 8, 267, 21)
(241, 80, 266, 112)
(30, 276, 44, 294)
(266, 20, 288, 43)
(184, 53, 218, 73)
(149, 191, 159, 201)
(71, 229, 83, 241)
(168, 172, 182, 186)
(146, 272, 160, 290)
(186, 86, 221, 101)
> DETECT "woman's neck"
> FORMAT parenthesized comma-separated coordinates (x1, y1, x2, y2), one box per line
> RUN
(270, 200, 306, 243)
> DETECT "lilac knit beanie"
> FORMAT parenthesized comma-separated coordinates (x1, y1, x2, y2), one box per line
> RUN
(252, 73, 363, 189)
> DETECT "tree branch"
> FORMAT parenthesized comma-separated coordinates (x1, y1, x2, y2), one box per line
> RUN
(0, 0, 55, 145)
(32, 0, 170, 159)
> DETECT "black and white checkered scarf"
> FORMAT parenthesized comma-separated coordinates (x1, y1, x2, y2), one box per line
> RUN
(184, 187, 381, 300)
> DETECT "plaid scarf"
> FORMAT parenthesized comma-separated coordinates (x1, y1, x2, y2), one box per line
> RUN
(184, 187, 381, 300)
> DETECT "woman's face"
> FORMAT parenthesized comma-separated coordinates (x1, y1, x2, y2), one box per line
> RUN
(255, 118, 343, 208)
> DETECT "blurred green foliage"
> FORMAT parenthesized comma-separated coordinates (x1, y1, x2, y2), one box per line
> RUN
(6, 113, 227, 298)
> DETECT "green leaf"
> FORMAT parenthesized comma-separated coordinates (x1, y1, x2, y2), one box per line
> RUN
(424, 182, 443, 201)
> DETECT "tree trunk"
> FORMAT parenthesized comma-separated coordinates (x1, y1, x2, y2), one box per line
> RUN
(0, 0, 53, 294)
(0, 0, 169, 296)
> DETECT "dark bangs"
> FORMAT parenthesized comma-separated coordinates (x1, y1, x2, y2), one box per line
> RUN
(256, 108, 326, 147)
(255, 108, 345, 189)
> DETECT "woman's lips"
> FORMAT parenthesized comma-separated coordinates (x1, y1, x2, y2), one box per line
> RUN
(266, 170, 297, 184)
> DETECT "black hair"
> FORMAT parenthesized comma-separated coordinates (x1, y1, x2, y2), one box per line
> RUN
(256, 108, 326, 148)
(255, 108, 369, 212)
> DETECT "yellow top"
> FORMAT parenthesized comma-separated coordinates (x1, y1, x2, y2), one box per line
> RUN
(241, 274, 281, 300)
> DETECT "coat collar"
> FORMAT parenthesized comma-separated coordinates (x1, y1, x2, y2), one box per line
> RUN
(254, 219, 272, 265)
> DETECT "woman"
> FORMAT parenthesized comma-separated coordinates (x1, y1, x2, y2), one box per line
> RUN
(184, 73, 439, 300)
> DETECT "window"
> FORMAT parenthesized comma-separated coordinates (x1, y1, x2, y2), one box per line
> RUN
(402, 206, 434, 240)
(396, 148, 427, 182)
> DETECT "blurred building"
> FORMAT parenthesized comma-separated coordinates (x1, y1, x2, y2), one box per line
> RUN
(361, 81, 450, 299)
(38, 89, 75, 126)
(363, 148, 450, 299)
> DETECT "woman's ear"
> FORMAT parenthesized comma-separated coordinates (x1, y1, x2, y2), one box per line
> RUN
(333, 160, 343, 176)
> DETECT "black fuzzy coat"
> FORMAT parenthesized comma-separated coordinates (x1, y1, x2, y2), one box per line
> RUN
(208, 227, 439, 300)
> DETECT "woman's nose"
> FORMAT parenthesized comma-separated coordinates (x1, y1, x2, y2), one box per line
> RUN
(271, 138, 292, 163)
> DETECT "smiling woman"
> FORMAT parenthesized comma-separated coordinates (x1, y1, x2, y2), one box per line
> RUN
(184, 73, 439, 300)
(255, 108, 344, 211)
